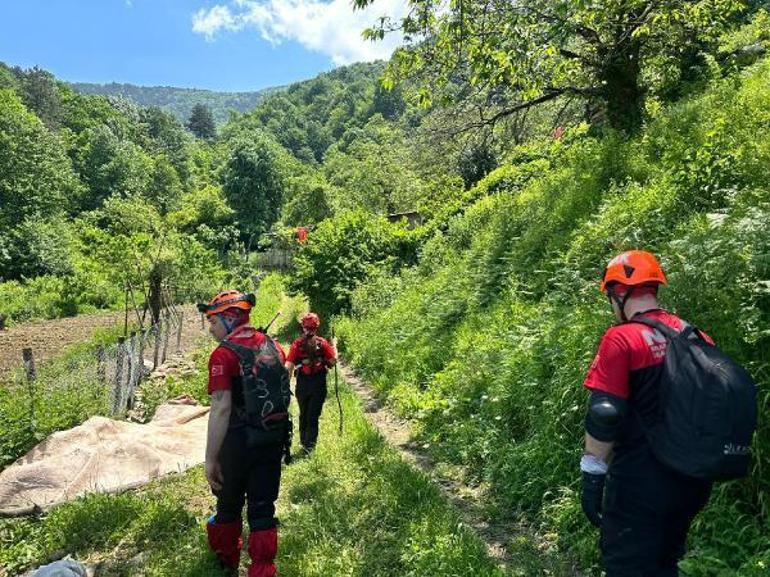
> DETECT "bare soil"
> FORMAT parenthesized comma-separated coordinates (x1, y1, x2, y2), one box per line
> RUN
(0, 306, 207, 384)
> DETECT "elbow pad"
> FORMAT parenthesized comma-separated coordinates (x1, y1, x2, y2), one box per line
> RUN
(585, 392, 628, 442)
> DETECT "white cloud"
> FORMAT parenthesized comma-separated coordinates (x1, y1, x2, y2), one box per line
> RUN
(192, 0, 408, 64)
(192, 5, 241, 39)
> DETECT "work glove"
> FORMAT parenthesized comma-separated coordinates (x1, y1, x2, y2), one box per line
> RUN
(581, 471, 605, 528)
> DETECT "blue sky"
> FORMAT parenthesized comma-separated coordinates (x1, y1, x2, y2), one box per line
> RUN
(0, 0, 406, 92)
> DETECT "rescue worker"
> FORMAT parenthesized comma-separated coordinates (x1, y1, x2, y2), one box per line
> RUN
(581, 250, 714, 576)
(201, 290, 288, 577)
(285, 312, 336, 455)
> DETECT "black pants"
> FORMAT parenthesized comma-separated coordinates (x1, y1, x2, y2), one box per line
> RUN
(296, 376, 327, 450)
(215, 428, 283, 531)
(601, 447, 712, 576)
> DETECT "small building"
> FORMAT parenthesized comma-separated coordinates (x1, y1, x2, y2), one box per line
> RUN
(387, 210, 424, 229)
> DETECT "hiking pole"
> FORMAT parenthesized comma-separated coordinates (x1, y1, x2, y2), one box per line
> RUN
(331, 325, 343, 435)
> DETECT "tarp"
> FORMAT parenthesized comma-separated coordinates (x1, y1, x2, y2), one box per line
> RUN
(0, 397, 209, 516)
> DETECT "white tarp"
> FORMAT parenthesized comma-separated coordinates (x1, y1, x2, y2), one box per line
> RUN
(0, 397, 208, 516)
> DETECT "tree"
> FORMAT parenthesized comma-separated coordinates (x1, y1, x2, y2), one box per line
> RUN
(77, 125, 153, 210)
(222, 133, 286, 240)
(280, 173, 333, 226)
(0, 63, 19, 92)
(289, 210, 412, 319)
(141, 106, 192, 183)
(148, 155, 183, 214)
(458, 140, 498, 189)
(322, 117, 426, 214)
(357, 0, 751, 133)
(0, 218, 74, 281)
(17, 66, 62, 129)
(0, 90, 80, 230)
(187, 103, 216, 140)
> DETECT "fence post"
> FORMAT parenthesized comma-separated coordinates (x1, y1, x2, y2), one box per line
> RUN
(126, 331, 137, 410)
(176, 312, 184, 353)
(138, 329, 147, 381)
(162, 311, 171, 364)
(96, 345, 106, 384)
(22, 348, 36, 429)
(114, 337, 126, 413)
(153, 320, 162, 370)
(22, 348, 36, 383)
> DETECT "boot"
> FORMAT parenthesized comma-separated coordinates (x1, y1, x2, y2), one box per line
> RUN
(206, 516, 243, 571)
(247, 527, 278, 577)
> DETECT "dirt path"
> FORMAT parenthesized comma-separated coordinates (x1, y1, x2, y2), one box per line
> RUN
(339, 361, 583, 576)
(0, 306, 207, 383)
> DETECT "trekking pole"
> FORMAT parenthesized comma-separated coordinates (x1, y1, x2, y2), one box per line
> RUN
(331, 325, 343, 435)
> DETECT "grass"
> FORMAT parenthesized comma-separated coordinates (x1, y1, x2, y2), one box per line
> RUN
(1, 368, 506, 577)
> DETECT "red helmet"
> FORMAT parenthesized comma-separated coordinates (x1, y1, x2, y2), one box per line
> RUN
(300, 312, 320, 331)
(600, 250, 667, 293)
(197, 291, 255, 317)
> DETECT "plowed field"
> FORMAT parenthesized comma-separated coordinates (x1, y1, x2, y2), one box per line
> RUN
(0, 307, 206, 382)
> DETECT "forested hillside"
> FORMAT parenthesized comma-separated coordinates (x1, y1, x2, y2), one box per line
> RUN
(71, 82, 278, 126)
(0, 61, 234, 323)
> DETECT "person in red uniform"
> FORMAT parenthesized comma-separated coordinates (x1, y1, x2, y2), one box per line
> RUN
(285, 312, 336, 455)
(201, 290, 288, 577)
(581, 251, 714, 576)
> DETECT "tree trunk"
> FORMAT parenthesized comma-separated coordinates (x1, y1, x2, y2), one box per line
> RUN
(598, 37, 643, 133)
(148, 266, 163, 325)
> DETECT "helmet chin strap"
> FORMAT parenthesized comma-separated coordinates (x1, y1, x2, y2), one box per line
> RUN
(607, 285, 636, 322)
(217, 313, 240, 335)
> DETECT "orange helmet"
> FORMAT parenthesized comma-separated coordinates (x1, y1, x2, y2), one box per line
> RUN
(600, 250, 667, 293)
(300, 312, 320, 331)
(197, 290, 255, 317)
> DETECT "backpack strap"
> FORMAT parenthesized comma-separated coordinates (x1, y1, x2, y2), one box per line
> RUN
(219, 340, 256, 374)
(629, 316, 701, 342)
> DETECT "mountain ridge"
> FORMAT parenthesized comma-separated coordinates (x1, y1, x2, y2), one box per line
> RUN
(71, 81, 284, 125)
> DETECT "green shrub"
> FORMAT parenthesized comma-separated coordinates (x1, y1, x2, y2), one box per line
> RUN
(289, 210, 417, 321)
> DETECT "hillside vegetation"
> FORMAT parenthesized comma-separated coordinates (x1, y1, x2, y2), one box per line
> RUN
(334, 49, 770, 577)
(71, 82, 278, 126)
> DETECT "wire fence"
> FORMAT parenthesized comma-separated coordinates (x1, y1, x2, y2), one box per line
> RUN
(0, 307, 187, 468)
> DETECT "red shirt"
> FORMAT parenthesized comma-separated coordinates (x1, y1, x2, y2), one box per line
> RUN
(287, 335, 336, 376)
(584, 309, 713, 399)
(208, 325, 287, 394)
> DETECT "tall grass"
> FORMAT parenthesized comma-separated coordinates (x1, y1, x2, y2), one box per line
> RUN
(337, 57, 770, 575)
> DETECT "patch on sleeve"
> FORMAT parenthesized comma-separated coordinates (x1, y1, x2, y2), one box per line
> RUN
(210, 364, 224, 377)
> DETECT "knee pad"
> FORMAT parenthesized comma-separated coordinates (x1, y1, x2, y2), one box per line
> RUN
(248, 512, 278, 532)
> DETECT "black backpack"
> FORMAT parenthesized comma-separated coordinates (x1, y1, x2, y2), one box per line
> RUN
(632, 317, 757, 481)
(219, 337, 291, 443)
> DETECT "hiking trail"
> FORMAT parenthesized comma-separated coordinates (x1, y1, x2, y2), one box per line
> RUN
(338, 361, 584, 576)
